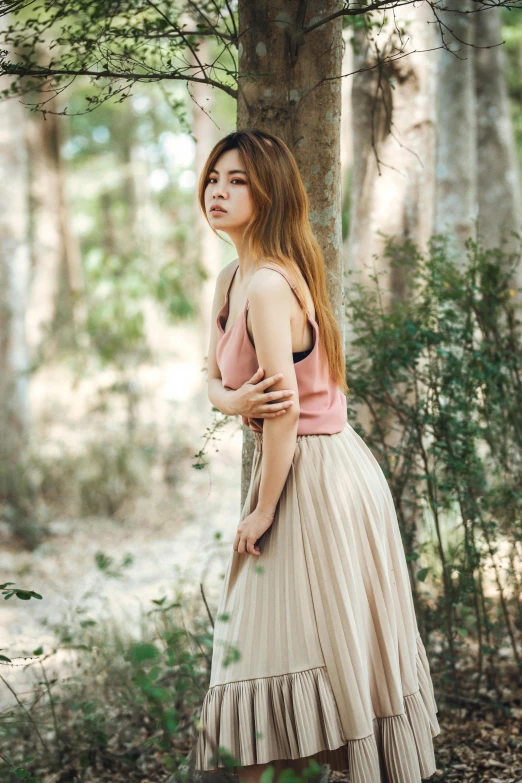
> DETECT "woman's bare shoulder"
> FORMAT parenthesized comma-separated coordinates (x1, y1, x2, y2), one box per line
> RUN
(249, 264, 295, 303)
(218, 258, 238, 281)
(223, 257, 240, 273)
(253, 257, 301, 288)
(215, 258, 239, 293)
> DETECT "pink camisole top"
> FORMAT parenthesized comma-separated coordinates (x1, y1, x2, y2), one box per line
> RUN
(215, 262, 347, 435)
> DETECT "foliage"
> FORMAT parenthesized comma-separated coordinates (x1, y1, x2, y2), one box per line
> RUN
(502, 7, 522, 164)
(0, 583, 43, 666)
(0, 0, 240, 112)
(62, 82, 217, 369)
(0, 582, 42, 602)
(84, 252, 149, 366)
(0, 574, 213, 782)
(191, 406, 237, 470)
(345, 231, 522, 697)
(2, 1, 521, 117)
(59, 73, 232, 370)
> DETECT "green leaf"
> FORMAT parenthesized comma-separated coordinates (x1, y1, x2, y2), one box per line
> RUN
(260, 766, 276, 783)
(127, 642, 160, 664)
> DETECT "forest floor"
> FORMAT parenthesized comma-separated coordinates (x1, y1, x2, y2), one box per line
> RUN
(0, 321, 241, 699)
(1, 322, 521, 782)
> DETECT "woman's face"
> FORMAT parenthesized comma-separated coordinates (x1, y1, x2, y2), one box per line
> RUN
(204, 148, 254, 234)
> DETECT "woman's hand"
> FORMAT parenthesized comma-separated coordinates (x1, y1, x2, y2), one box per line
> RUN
(230, 367, 295, 419)
(233, 507, 276, 556)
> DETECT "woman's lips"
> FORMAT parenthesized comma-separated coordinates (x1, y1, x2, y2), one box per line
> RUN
(210, 207, 227, 214)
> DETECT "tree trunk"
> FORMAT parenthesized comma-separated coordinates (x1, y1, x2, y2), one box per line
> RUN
(345, 3, 437, 322)
(434, 1, 477, 260)
(191, 40, 228, 382)
(474, 7, 522, 261)
(237, 0, 344, 509)
(340, 28, 354, 187)
(342, 7, 438, 615)
(0, 15, 31, 502)
(27, 102, 83, 353)
(25, 57, 83, 357)
(25, 108, 64, 353)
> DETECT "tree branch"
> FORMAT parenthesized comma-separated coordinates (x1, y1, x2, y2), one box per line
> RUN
(0, 61, 238, 99)
(298, 0, 522, 38)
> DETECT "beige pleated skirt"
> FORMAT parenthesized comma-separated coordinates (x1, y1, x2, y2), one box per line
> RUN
(194, 421, 440, 782)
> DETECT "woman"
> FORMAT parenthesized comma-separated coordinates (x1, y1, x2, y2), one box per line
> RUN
(194, 129, 440, 783)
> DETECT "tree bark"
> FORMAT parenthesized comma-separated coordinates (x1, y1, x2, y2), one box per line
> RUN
(474, 7, 522, 260)
(191, 41, 229, 379)
(342, 7, 438, 613)
(340, 29, 354, 188)
(25, 99, 80, 353)
(345, 3, 437, 321)
(434, 0, 477, 260)
(0, 15, 31, 495)
(237, 0, 344, 509)
(25, 51, 83, 357)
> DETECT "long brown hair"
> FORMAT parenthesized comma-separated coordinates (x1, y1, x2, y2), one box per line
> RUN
(198, 128, 348, 394)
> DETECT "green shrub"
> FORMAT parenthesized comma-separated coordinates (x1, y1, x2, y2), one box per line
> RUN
(345, 232, 522, 693)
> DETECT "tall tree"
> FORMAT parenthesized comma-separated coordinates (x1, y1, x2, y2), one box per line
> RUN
(340, 28, 354, 187)
(435, 4, 521, 268)
(346, 2, 437, 319)
(434, 1, 478, 258)
(474, 6, 522, 258)
(236, 0, 345, 502)
(0, 12, 31, 512)
(25, 76, 82, 356)
(344, 2, 521, 306)
(191, 40, 228, 376)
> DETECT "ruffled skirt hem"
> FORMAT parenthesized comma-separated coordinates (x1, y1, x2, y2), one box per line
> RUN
(195, 633, 440, 782)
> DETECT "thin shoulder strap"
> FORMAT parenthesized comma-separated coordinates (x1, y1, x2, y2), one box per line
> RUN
(258, 264, 305, 309)
(225, 261, 240, 299)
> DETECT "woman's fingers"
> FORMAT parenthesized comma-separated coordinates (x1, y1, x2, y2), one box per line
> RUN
(246, 536, 261, 556)
(258, 398, 294, 417)
(245, 536, 260, 555)
(263, 400, 294, 412)
(245, 369, 296, 420)
(233, 530, 260, 555)
(266, 389, 295, 401)
(235, 532, 246, 554)
(247, 366, 265, 383)
(257, 372, 284, 389)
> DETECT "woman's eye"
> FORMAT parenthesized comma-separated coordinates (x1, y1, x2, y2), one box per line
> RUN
(206, 177, 245, 185)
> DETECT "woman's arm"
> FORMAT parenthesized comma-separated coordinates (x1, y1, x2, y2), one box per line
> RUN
(208, 377, 240, 416)
(247, 269, 301, 516)
(207, 263, 296, 419)
(207, 262, 242, 415)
